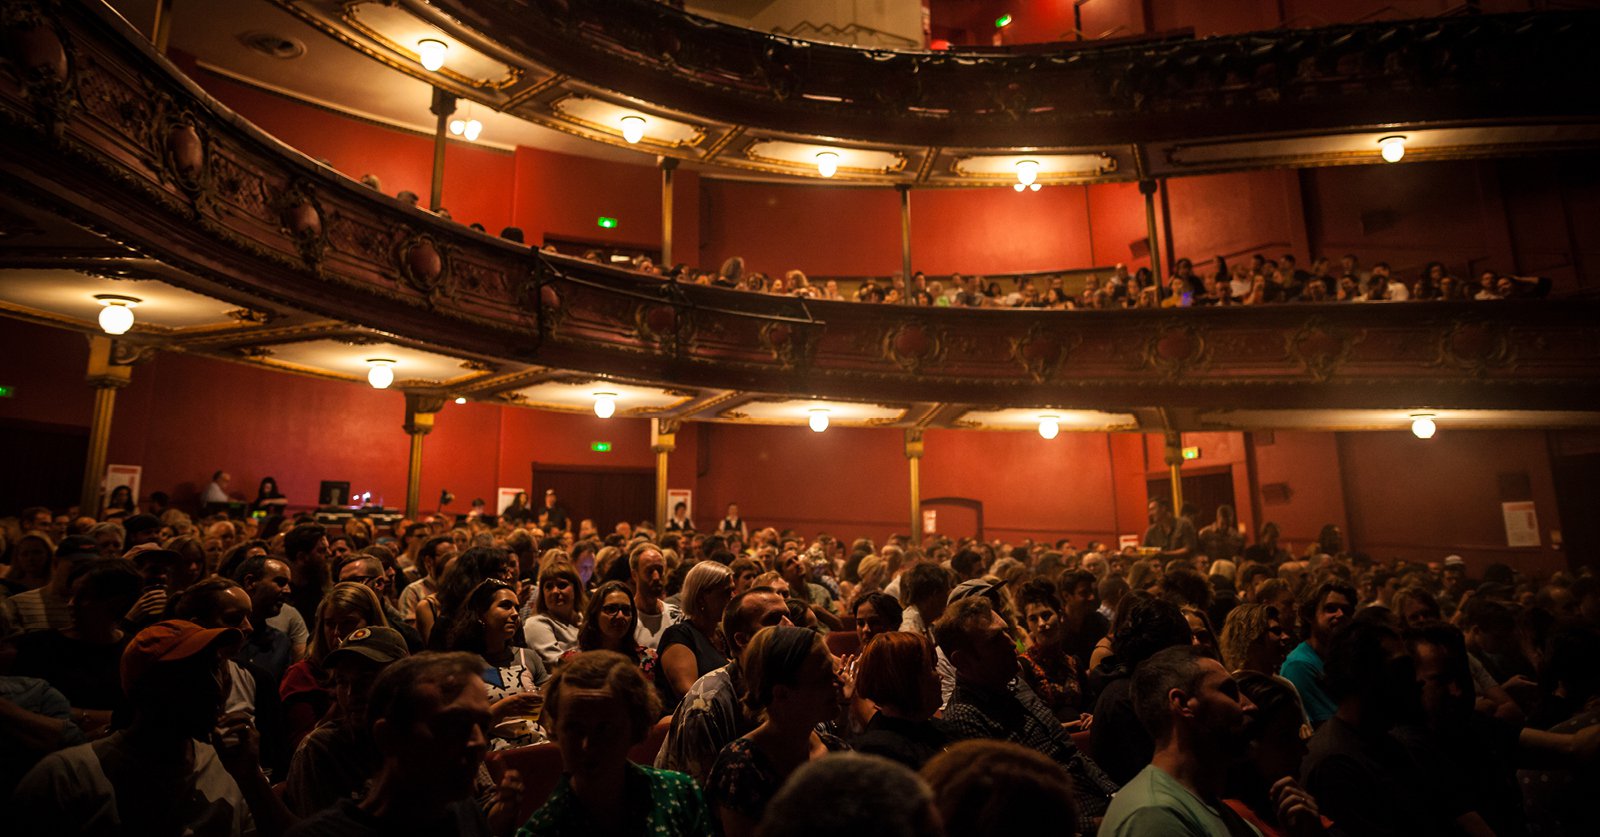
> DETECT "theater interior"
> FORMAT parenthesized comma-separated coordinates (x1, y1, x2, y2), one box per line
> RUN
(2, 0, 1599, 574)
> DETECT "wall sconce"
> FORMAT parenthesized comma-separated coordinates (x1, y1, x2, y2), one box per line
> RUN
(366, 358, 396, 389)
(620, 115, 646, 144)
(417, 38, 447, 72)
(1378, 136, 1407, 163)
(94, 294, 140, 335)
(815, 151, 839, 178)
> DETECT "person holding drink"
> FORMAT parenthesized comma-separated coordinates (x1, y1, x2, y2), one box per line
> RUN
(442, 577, 549, 746)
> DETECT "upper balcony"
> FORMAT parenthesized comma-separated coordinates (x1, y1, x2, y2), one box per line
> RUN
(1, 0, 1598, 437)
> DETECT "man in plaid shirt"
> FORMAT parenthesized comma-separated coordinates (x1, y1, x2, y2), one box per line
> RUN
(936, 596, 1117, 834)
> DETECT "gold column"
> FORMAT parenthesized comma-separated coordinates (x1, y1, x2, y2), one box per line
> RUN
(428, 88, 457, 213)
(898, 184, 913, 288)
(81, 336, 133, 514)
(660, 157, 677, 267)
(1164, 429, 1185, 514)
(403, 393, 445, 518)
(151, 0, 175, 54)
(905, 429, 924, 546)
(1140, 178, 1164, 286)
(651, 418, 679, 533)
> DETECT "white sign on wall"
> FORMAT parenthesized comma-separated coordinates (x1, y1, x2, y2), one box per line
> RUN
(922, 509, 937, 535)
(497, 487, 525, 516)
(1502, 501, 1540, 547)
(105, 464, 141, 504)
(667, 489, 693, 524)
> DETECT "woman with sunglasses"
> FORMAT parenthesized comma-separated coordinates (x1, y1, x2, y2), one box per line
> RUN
(442, 577, 549, 745)
(563, 580, 660, 684)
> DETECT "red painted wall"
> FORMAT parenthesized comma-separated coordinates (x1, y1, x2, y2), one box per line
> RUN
(0, 321, 93, 428)
(510, 147, 700, 260)
(1336, 430, 1565, 576)
(909, 185, 1094, 275)
(1164, 170, 1303, 268)
(1250, 431, 1350, 549)
(923, 427, 1121, 544)
(187, 59, 517, 235)
(698, 182, 902, 277)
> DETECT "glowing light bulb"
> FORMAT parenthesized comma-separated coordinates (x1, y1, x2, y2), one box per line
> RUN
(1411, 413, 1436, 439)
(454, 397, 467, 405)
(815, 151, 839, 178)
(449, 119, 465, 136)
(620, 115, 646, 144)
(1379, 136, 1406, 163)
(94, 294, 139, 335)
(808, 408, 830, 433)
(594, 392, 617, 419)
(1013, 183, 1025, 192)
(1029, 183, 1041, 191)
(463, 119, 482, 141)
(1015, 159, 1039, 186)
(366, 359, 395, 389)
(1038, 415, 1060, 440)
(417, 39, 447, 72)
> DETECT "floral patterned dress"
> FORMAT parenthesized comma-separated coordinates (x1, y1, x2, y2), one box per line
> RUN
(705, 732, 849, 823)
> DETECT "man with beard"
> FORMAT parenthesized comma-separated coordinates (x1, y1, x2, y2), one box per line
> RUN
(233, 555, 296, 682)
(630, 543, 680, 649)
(1101, 646, 1275, 836)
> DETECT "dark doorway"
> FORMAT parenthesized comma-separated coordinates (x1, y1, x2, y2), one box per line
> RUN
(1146, 468, 1237, 533)
(1551, 452, 1600, 573)
(531, 465, 654, 533)
(0, 419, 87, 515)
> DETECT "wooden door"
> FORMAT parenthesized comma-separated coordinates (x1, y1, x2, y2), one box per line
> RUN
(531, 465, 654, 533)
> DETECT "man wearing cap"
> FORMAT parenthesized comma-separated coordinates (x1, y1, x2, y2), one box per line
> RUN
(335, 554, 424, 653)
(14, 619, 285, 836)
(286, 625, 409, 817)
(121, 513, 164, 551)
(1440, 555, 1473, 613)
(540, 489, 569, 533)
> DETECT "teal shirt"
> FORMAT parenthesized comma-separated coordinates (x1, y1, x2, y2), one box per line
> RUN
(1279, 641, 1336, 725)
(518, 763, 714, 837)
(1101, 764, 1262, 837)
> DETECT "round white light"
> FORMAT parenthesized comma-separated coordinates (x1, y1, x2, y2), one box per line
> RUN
(94, 294, 140, 335)
(620, 115, 646, 144)
(1038, 415, 1060, 440)
(1411, 413, 1436, 439)
(1379, 136, 1406, 163)
(593, 392, 617, 419)
(1029, 183, 1041, 192)
(463, 119, 482, 141)
(417, 39, 447, 72)
(1013, 183, 1025, 192)
(808, 408, 830, 433)
(1015, 159, 1039, 186)
(454, 396, 467, 405)
(366, 359, 396, 389)
(449, 119, 465, 136)
(815, 151, 839, 178)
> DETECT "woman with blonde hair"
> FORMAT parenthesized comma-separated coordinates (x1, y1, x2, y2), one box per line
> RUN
(524, 559, 585, 667)
(656, 561, 733, 705)
(1218, 603, 1292, 674)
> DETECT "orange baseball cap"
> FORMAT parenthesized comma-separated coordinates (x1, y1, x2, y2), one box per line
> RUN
(121, 619, 242, 693)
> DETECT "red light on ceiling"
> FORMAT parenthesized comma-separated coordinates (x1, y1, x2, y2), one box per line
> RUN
(929, 39, 951, 51)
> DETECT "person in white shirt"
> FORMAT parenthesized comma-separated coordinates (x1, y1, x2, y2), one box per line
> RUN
(629, 543, 681, 649)
(202, 470, 231, 506)
(523, 560, 585, 667)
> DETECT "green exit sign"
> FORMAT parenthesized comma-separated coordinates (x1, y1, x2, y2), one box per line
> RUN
(591, 441, 612, 452)
(0, 385, 13, 397)
(1182, 446, 1201, 460)
(995, 14, 1012, 28)
(596, 216, 618, 229)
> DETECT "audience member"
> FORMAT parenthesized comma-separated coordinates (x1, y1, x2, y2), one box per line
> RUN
(759, 753, 941, 837)
(657, 561, 734, 705)
(921, 740, 1079, 837)
(1090, 593, 1194, 784)
(631, 543, 682, 649)
(850, 631, 949, 769)
(1279, 580, 1356, 726)
(566, 579, 659, 681)
(523, 559, 585, 667)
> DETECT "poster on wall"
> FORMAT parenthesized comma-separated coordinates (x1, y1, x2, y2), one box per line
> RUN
(1502, 501, 1540, 547)
(667, 489, 692, 525)
(105, 464, 141, 504)
(497, 487, 525, 516)
(1119, 534, 1142, 550)
(922, 509, 937, 535)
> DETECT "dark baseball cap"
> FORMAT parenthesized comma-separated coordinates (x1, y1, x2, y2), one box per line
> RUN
(323, 626, 409, 667)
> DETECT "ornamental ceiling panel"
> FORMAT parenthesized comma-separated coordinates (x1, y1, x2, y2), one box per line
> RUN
(505, 378, 698, 416)
(249, 338, 487, 386)
(0, 269, 250, 331)
(952, 408, 1140, 433)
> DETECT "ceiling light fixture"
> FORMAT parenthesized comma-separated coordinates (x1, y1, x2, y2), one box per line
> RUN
(93, 294, 140, 335)
(1015, 159, 1039, 187)
(1038, 415, 1060, 440)
(808, 408, 831, 433)
(593, 391, 618, 419)
(454, 396, 467, 405)
(463, 119, 482, 141)
(417, 38, 447, 72)
(1410, 413, 1437, 439)
(366, 358, 396, 389)
(1378, 135, 1407, 163)
(619, 115, 646, 144)
(815, 151, 839, 178)
(449, 118, 465, 136)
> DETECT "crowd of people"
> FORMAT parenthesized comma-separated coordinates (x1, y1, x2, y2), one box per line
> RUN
(1, 491, 1596, 836)
(357, 172, 1552, 312)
